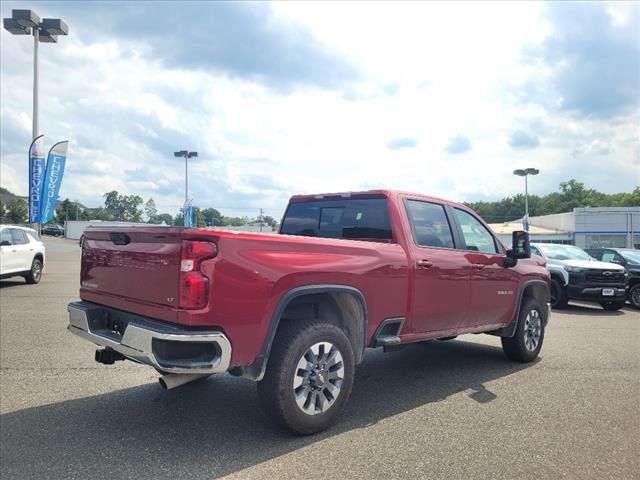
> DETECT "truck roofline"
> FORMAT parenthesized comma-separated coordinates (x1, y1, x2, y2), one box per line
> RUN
(288, 189, 463, 208)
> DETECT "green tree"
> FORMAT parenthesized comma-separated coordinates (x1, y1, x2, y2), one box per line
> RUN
(201, 208, 224, 226)
(102, 191, 143, 222)
(263, 215, 277, 228)
(223, 216, 246, 226)
(145, 198, 158, 223)
(3, 199, 28, 224)
(466, 180, 639, 222)
(155, 213, 173, 225)
(55, 199, 83, 225)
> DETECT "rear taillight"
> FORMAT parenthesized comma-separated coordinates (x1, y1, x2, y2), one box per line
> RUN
(179, 241, 217, 309)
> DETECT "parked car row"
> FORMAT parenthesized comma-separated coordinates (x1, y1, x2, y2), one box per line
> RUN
(531, 243, 636, 311)
(0, 225, 46, 284)
(41, 224, 65, 237)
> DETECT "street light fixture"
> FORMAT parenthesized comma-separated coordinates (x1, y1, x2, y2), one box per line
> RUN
(3, 9, 69, 140)
(513, 168, 539, 231)
(174, 150, 198, 225)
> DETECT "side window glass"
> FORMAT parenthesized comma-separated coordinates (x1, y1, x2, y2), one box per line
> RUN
(1, 229, 12, 245)
(405, 200, 455, 248)
(531, 246, 541, 257)
(10, 229, 27, 245)
(454, 209, 498, 254)
(601, 252, 615, 263)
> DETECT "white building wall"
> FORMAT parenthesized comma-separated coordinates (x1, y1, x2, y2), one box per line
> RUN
(573, 207, 640, 249)
(528, 212, 575, 231)
(528, 207, 639, 248)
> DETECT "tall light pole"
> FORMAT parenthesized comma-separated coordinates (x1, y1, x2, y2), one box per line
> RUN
(513, 168, 539, 231)
(174, 150, 198, 226)
(3, 10, 69, 140)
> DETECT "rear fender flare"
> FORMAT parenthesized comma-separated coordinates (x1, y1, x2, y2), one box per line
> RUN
(239, 284, 367, 381)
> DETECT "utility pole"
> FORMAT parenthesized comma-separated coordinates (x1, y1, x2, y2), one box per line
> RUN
(259, 208, 264, 232)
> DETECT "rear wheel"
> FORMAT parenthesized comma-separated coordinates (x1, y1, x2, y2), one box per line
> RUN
(257, 319, 355, 435)
(24, 258, 42, 284)
(600, 301, 625, 311)
(501, 298, 545, 363)
(628, 285, 640, 310)
(549, 278, 568, 309)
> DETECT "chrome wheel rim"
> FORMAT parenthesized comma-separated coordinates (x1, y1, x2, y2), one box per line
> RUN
(524, 309, 542, 352)
(293, 342, 344, 416)
(32, 262, 41, 281)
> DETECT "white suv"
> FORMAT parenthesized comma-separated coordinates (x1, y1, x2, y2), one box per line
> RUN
(0, 225, 46, 284)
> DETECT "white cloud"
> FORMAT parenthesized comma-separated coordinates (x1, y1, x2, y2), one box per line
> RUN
(0, 1, 637, 220)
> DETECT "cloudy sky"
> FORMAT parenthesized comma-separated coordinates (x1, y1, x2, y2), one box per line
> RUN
(1, 1, 638, 219)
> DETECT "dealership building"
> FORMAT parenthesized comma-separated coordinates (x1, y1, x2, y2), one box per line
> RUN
(489, 206, 639, 249)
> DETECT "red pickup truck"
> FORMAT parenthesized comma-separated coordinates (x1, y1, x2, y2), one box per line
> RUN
(68, 190, 550, 434)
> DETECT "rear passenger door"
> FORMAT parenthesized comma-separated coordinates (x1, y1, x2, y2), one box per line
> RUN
(404, 199, 470, 335)
(9, 229, 32, 272)
(451, 209, 519, 328)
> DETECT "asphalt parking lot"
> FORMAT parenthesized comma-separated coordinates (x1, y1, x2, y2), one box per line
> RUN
(1, 237, 638, 480)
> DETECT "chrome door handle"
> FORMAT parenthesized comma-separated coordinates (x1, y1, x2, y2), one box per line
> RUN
(417, 259, 433, 268)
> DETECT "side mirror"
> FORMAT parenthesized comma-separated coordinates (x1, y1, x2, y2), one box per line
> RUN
(0, 240, 11, 246)
(504, 231, 530, 268)
(511, 230, 531, 259)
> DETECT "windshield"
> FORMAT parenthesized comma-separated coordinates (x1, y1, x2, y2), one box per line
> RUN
(620, 250, 640, 264)
(536, 244, 593, 261)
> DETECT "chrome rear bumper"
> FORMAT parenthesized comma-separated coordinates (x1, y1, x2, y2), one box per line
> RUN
(67, 301, 231, 375)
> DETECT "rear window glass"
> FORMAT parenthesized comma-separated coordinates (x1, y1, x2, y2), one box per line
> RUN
(10, 229, 28, 245)
(281, 197, 393, 241)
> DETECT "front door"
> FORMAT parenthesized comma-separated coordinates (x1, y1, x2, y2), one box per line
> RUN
(404, 199, 470, 336)
(452, 208, 519, 327)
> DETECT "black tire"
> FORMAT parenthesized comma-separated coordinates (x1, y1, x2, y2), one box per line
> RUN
(501, 297, 545, 363)
(549, 278, 568, 309)
(24, 258, 43, 284)
(628, 285, 640, 310)
(257, 319, 355, 435)
(600, 301, 625, 311)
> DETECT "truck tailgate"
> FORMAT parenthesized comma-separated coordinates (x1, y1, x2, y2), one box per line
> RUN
(81, 228, 181, 308)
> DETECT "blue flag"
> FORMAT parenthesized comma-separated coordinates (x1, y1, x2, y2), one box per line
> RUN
(39, 141, 69, 224)
(28, 135, 46, 223)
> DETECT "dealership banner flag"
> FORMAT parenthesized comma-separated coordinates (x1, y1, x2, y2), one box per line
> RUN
(39, 140, 69, 224)
(28, 135, 46, 223)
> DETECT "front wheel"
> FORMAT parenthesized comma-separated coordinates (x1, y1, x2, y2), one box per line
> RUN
(501, 298, 545, 363)
(600, 301, 625, 311)
(24, 258, 42, 284)
(257, 319, 355, 435)
(628, 285, 640, 310)
(549, 279, 568, 309)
